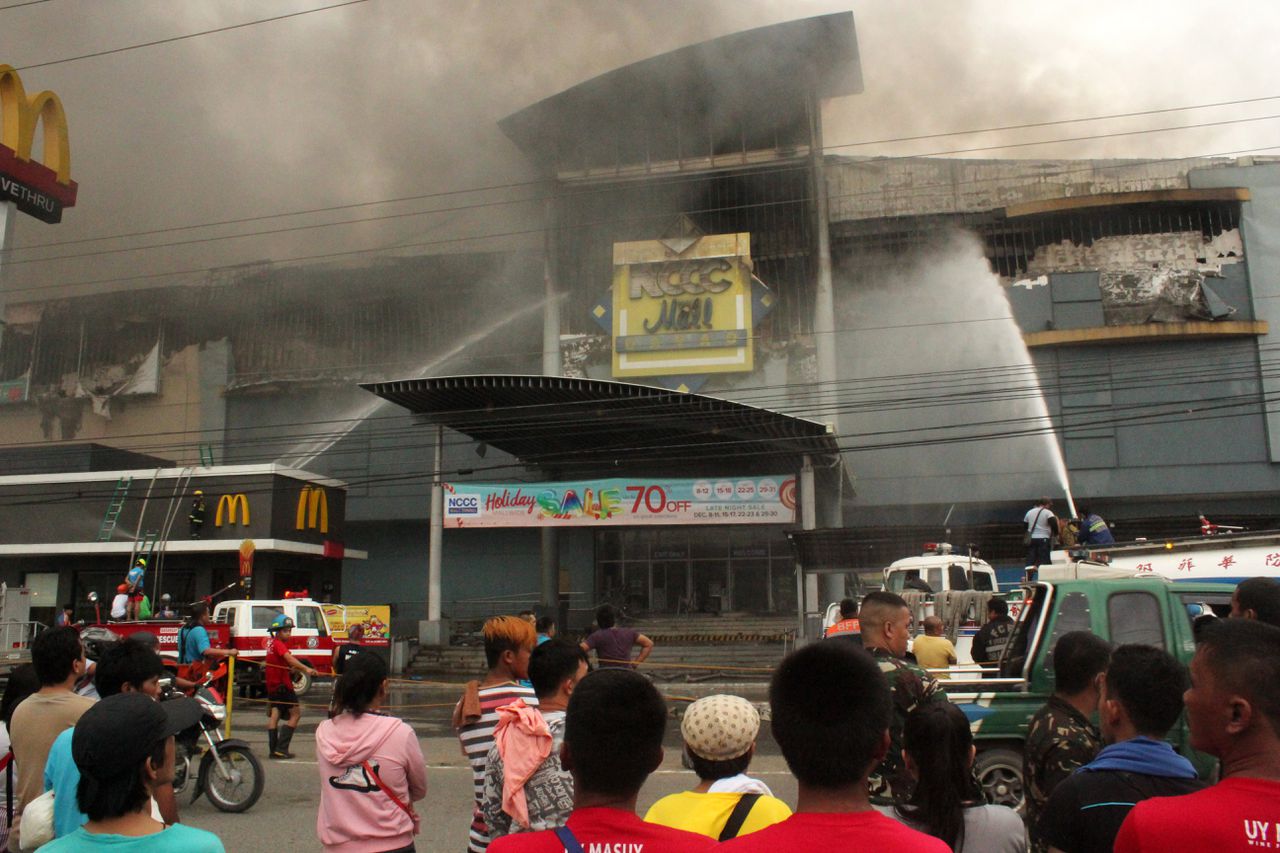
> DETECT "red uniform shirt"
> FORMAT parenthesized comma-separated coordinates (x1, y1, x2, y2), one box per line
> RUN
(265, 636, 291, 692)
(1114, 777, 1280, 853)
(719, 810, 949, 853)
(487, 806, 716, 853)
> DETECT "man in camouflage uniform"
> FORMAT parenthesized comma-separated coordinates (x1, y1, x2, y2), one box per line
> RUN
(856, 590, 950, 800)
(1023, 630, 1111, 853)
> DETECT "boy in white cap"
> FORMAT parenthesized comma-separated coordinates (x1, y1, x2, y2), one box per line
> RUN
(644, 694, 791, 840)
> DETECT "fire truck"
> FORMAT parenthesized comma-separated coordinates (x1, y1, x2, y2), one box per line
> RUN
(210, 597, 337, 694)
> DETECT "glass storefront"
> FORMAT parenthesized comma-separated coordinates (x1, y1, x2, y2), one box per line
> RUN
(595, 526, 795, 614)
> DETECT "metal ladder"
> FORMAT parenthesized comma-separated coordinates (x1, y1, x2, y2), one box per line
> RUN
(151, 466, 195, 602)
(131, 530, 159, 567)
(96, 477, 133, 541)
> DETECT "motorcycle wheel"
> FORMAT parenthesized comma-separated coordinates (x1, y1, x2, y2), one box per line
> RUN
(199, 744, 265, 813)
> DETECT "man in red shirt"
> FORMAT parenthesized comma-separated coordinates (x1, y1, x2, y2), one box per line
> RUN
(487, 669, 716, 853)
(264, 614, 319, 759)
(719, 642, 948, 852)
(1114, 619, 1280, 852)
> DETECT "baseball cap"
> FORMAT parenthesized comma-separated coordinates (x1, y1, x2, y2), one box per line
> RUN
(72, 693, 204, 782)
(681, 694, 760, 761)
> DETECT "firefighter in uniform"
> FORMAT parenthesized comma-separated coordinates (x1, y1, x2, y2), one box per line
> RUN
(189, 489, 206, 538)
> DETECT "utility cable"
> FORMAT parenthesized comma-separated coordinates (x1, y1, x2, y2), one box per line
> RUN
(7, 94, 1280, 255)
(13, 1, 372, 72)
(5, 123, 1278, 271)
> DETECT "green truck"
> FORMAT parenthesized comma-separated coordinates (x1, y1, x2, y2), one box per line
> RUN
(946, 575, 1232, 807)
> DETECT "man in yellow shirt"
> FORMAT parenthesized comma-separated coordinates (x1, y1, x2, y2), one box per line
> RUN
(644, 695, 791, 840)
(910, 616, 957, 679)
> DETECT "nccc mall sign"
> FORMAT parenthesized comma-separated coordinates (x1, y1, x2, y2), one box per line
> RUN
(0, 65, 78, 224)
(441, 476, 797, 528)
(592, 233, 775, 390)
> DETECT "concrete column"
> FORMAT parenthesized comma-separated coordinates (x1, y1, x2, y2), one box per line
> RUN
(809, 97, 839, 433)
(799, 457, 818, 640)
(542, 195, 560, 377)
(820, 474, 845, 605)
(540, 195, 562, 613)
(540, 528, 559, 610)
(421, 424, 448, 645)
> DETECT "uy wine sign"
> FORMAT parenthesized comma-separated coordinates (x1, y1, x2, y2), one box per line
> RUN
(442, 476, 797, 528)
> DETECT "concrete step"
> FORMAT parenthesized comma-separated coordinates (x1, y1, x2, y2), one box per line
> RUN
(406, 640, 786, 682)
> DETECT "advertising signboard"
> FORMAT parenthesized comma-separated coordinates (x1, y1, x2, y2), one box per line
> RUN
(610, 233, 756, 379)
(441, 476, 797, 528)
(322, 604, 391, 646)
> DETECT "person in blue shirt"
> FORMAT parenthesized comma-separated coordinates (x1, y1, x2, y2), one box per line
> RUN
(41, 693, 218, 852)
(1077, 506, 1116, 546)
(536, 615, 557, 646)
(44, 639, 180, 838)
(125, 557, 147, 620)
(177, 603, 236, 669)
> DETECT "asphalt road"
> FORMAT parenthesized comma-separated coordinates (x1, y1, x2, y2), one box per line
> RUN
(184, 682, 795, 853)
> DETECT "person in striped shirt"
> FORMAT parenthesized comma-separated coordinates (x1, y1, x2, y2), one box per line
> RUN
(455, 615, 538, 853)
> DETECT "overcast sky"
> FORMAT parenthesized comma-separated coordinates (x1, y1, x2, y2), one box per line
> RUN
(3, 0, 1279, 302)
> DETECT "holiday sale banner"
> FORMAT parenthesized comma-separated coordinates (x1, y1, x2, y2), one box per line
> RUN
(441, 476, 796, 528)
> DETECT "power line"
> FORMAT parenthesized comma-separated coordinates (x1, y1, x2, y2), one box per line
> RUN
(5, 343, 1279, 486)
(13, 0, 371, 72)
(4, 137, 1278, 299)
(9, 93, 1279, 256)
(0, 0, 51, 10)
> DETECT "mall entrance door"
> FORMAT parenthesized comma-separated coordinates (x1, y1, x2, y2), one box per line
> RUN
(595, 526, 794, 614)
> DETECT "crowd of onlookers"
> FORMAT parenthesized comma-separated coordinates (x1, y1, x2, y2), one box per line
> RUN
(0, 626, 223, 851)
(3, 576, 1279, 852)
(446, 578, 1280, 853)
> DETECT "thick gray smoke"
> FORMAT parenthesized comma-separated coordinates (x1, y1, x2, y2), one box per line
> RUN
(1, 0, 809, 301)
(832, 230, 1066, 515)
(5, 0, 1277, 306)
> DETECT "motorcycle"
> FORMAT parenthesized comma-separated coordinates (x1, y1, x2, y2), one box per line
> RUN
(79, 614, 265, 813)
(163, 661, 265, 813)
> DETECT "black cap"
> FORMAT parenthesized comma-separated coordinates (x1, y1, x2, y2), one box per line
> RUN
(72, 694, 204, 782)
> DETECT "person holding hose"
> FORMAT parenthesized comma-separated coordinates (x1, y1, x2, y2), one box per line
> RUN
(266, 614, 319, 759)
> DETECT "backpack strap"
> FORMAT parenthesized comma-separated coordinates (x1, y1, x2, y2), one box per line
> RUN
(718, 793, 762, 841)
(1028, 508, 1045, 533)
(553, 826, 585, 853)
(361, 760, 420, 834)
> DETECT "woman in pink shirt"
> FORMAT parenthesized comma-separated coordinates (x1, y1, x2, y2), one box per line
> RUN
(316, 653, 426, 853)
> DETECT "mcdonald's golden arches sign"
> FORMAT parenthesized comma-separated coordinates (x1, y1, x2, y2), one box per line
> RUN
(0, 64, 77, 223)
(215, 494, 250, 527)
(296, 485, 328, 534)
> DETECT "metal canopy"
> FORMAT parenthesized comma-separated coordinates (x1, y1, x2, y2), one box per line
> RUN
(361, 374, 840, 478)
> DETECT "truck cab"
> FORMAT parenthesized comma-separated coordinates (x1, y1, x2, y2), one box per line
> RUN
(212, 598, 336, 694)
(949, 577, 1233, 808)
(883, 544, 998, 595)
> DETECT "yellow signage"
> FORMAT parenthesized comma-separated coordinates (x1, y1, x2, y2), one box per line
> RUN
(215, 494, 250, 527)
(321, 604, 390, 644)
(296, 485, 329, 533)
(610, 233, 754, 378)
(0, 64, 71, 183)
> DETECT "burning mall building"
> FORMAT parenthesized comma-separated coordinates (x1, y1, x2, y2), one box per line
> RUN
(3, 13, 1280, 633)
